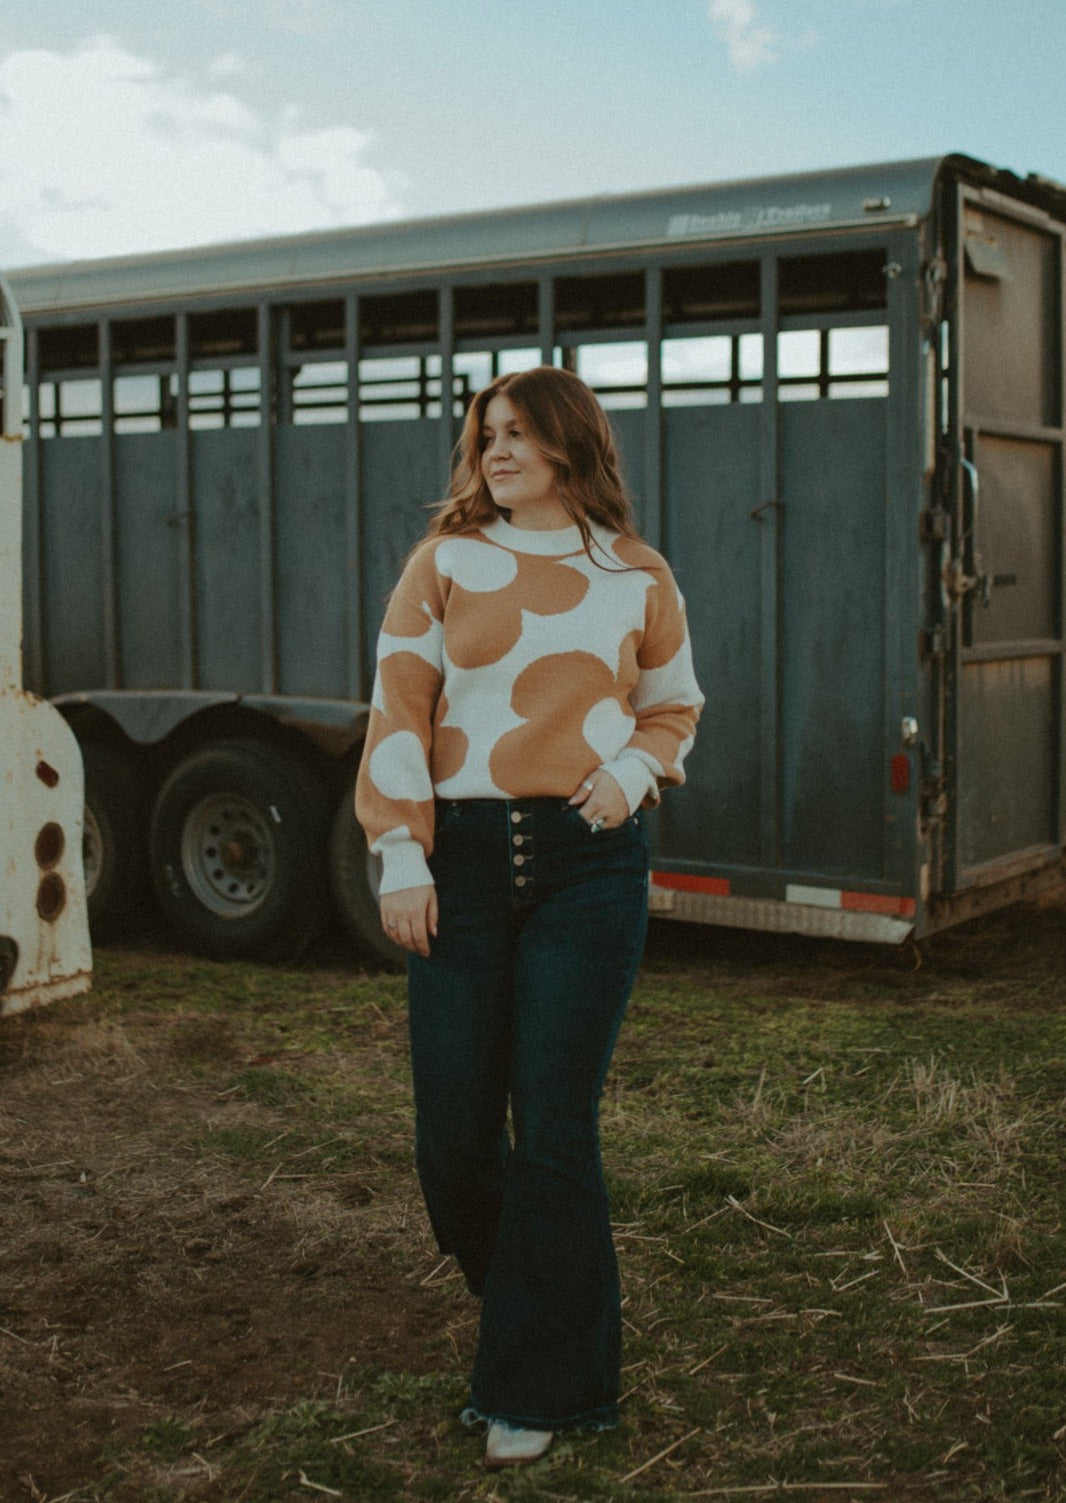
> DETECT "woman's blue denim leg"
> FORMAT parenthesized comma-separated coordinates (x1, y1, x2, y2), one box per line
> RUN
(406, 807, 515, 1296)
(407, 799, 648, 1432)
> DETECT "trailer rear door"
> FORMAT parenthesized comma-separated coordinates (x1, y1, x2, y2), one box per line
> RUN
(947, 187, 1065, 888)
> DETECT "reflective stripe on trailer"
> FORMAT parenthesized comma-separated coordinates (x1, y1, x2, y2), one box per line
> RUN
(649, 873, 916, 944)
(647, 871, 731, 896)
(785, 884, 916, 917)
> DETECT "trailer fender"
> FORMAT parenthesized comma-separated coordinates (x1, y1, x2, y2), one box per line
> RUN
(53, 691, 371, 760)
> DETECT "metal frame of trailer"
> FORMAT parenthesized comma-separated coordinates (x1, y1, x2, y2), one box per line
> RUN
(8, 152, 1066, 957)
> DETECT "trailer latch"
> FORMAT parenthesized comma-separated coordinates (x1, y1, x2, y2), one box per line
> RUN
(943, 558, 992, 607)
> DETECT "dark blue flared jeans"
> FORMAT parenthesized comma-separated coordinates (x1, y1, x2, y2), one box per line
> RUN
(407, 797, 649, 1433)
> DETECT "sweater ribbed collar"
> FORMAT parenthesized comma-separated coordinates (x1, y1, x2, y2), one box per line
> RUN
(482, 514, 617, 559)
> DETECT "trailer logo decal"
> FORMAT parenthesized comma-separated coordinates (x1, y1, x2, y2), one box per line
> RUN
(667, 211, 743, 237)
(667, 202, 832, 239)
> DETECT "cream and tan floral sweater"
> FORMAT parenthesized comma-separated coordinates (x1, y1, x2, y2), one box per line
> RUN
(355, 515, 703, 894)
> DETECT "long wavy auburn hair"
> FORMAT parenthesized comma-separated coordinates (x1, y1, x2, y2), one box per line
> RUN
(428, 366, 641, 557)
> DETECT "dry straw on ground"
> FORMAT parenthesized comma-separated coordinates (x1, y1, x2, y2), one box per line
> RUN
(1, 895, 1064, 1501)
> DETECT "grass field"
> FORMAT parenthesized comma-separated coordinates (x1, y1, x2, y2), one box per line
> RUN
(1, 896, 1065, 1502)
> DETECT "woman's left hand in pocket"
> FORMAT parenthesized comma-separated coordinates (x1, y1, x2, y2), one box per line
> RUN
(568, 769, 629, 831)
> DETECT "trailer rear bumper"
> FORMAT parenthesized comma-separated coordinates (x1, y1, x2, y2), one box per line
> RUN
(648, 874, 916, 944)
(650, 849, 1066, 945)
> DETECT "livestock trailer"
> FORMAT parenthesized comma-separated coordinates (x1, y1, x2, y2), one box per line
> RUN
(9, 152, 1066, 961)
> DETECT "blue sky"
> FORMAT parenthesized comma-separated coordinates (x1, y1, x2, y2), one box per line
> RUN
(3, 0, 1065, 264)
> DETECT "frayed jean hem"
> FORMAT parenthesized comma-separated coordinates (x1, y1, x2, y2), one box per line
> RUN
(460, 1401, 619, 1436)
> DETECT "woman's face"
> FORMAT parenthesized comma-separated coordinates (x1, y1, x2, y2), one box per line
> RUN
(480, 393, 565, 525)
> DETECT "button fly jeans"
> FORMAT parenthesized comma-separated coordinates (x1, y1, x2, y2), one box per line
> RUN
(407, 797, 649, 1433)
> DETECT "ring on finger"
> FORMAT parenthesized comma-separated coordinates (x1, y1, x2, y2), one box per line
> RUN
(589, 817, 605, 833)
(581, 780, 594, 792)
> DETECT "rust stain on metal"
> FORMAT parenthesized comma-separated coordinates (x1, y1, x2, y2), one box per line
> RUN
(1, 967, 92, 1017)
(35, 759, 60, 787)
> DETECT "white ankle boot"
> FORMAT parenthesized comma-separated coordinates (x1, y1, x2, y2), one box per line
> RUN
(485, 1419, 554, 1468)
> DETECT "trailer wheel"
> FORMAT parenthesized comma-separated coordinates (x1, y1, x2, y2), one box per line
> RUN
(82, 742, 146, 942)
(149, 741, 326, 962)
(328, 777, 404, 970)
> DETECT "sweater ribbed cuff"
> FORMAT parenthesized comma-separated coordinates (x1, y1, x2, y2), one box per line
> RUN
(598, 756, 659, 814)
(376, 839, 435, 895)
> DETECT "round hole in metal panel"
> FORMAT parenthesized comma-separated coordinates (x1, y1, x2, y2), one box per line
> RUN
(35, 821, 66, 870)
(37, 873, 67, 923)
(35, 760, 60, 789)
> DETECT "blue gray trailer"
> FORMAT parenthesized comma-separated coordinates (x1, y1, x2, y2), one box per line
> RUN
(10, 153, 1066, 960)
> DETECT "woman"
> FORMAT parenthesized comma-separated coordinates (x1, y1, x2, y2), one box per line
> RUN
(355, 366, 702, 1468)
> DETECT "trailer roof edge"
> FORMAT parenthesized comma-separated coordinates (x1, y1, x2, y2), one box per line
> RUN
(10, 154, 1066, 317)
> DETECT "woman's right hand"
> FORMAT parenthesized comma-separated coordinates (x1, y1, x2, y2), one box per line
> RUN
(380, 885, 438, 957)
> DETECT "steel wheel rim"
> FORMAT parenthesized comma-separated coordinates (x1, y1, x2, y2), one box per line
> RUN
(180, 793, 276, 918)
(82, 804, 102, 901)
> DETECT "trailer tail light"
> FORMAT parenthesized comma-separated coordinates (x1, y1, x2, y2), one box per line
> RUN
(34, 822, 68, 923)
(891, 754, 911, 795)
(36, 873, 67, 922)
(35, 821, 65, 869)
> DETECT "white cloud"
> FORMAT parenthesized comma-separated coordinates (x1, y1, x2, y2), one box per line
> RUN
(0, 35, 404, 264)
(709, 0, 780, 71)
(208, 52, 250, 78)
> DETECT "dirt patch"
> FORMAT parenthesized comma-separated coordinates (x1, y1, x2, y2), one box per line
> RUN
(0, 998, 452, 1501)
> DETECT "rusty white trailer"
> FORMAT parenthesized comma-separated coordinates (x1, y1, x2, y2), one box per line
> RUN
(8, 154, 1066, 960)
(0, 273, 91, 1014)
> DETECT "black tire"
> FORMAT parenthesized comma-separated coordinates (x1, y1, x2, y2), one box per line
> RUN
(328, 776, 404, 970)
(81, 742, 147, 943)
(148, 740, 327, 962)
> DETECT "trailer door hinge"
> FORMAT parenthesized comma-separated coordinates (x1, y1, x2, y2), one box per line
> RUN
(921, 794, 948, 825)
(920, 506, 949, 542)
(922, 256, 948, 323)
(921, 784, 948, 823)
(919, 626, 946, 661)
(920, 758, 947, 824)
